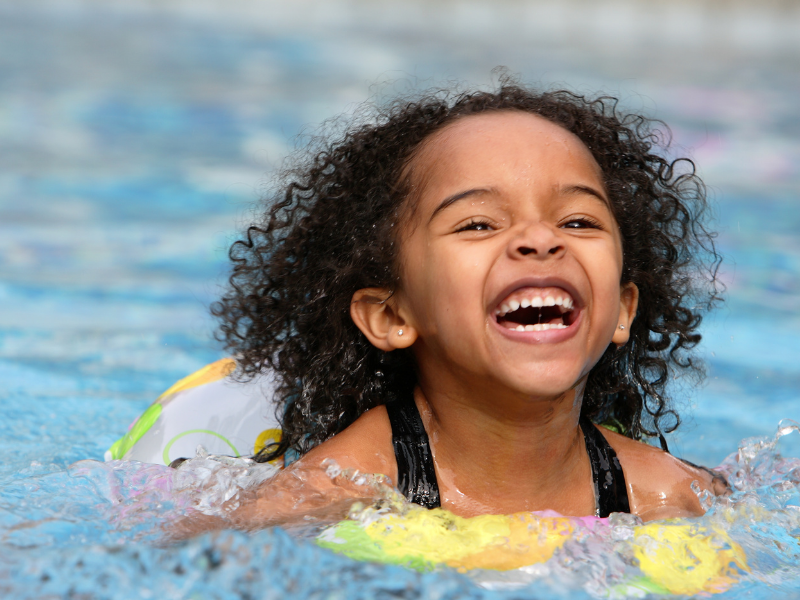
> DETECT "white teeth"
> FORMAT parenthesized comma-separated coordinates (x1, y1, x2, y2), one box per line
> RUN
(497, 293, 576, 317)
(516, 323, 568, 332)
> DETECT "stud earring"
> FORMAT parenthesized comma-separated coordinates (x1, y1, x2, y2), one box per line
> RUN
(397, 329, 404, 336)
(618, 324, 625, 330)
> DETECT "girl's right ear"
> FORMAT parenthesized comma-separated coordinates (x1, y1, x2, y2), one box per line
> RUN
(350, 288, 417, 351)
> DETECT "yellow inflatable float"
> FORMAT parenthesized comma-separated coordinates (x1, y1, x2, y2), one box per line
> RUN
(317, 505, 749, 596)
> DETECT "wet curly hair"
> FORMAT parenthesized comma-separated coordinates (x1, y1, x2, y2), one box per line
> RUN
(212, 79, 721, 462)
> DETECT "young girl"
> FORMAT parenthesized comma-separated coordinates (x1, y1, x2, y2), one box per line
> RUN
(204, 80, 723, 529)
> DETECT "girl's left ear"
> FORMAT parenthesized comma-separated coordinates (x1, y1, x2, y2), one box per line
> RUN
(350, 288, 418, 351)
(612, 282, 639, 346)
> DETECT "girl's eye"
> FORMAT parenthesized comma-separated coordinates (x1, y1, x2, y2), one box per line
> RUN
(456, 219, 495, 232)
(561, 217, 602, 230)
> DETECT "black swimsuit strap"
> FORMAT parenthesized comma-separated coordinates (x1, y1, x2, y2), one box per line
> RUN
(387, 395, 630, 515)
(579, 416, 630, 517)
(385, 394, 441, 508)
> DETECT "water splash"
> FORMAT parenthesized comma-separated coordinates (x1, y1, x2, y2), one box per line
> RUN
(1, 424, 800, 599)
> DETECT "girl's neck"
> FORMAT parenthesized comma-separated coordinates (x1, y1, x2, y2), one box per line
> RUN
(414, 377, 596, 516)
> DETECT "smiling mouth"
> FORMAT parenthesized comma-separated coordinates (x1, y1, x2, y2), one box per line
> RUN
(494, 288, 577, 332)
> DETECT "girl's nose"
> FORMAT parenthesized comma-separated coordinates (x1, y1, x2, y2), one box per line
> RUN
(508, 222, 566, 259)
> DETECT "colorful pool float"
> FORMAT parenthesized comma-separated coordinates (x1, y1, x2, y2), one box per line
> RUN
(317, 506, 749, 596)
(105, 358, 283, 466)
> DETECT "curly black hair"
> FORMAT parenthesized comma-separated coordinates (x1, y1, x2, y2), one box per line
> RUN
(212, 79, 721, 462)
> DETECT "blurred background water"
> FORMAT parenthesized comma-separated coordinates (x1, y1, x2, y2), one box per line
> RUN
(1, 1, 799, 598)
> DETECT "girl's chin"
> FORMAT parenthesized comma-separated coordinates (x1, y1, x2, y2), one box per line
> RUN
(514, 383, 584, 402)
(491, 369, 588, 402)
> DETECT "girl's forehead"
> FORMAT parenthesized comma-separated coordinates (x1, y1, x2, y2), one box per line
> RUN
(406, 111, 604, 207)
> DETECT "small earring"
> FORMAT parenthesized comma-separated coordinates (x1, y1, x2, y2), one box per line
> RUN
(618, 324, 625, 330)
(397, 329, 404, 336)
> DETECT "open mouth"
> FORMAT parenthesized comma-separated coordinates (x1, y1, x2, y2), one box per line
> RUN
(494, 288, 578, 332)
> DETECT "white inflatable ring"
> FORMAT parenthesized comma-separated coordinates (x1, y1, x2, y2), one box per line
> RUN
(105, 358, 284, 467)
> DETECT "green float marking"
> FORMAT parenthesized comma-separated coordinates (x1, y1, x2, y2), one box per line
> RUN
(107, 403, 163, 460)
(316, 521, 436, 572)
(162, 429, 240, 465)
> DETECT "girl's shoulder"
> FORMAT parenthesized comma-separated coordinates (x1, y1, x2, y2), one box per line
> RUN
(296, 405, 397, 481)
(598, 425, 722, 521)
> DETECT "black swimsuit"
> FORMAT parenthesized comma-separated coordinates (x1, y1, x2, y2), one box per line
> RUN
(385, 394, 631, 517)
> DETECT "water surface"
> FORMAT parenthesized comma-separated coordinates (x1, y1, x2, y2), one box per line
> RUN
(1, 2, 799, 598)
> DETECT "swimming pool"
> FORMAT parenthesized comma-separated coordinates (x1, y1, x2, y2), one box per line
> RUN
(2, 2, 799, 598)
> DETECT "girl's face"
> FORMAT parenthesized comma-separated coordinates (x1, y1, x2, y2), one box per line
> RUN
(394, 110, 637, 401)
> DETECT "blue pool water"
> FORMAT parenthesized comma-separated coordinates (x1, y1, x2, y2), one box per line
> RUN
(1, 2, 800, 598)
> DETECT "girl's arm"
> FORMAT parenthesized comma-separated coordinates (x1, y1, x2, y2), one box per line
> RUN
(167, 406, 396, 539)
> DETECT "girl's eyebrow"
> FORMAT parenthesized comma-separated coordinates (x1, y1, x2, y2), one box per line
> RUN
(428, 188, 494, 223)
(561, 184, 609, 206)
(428, 184, 607, 223)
